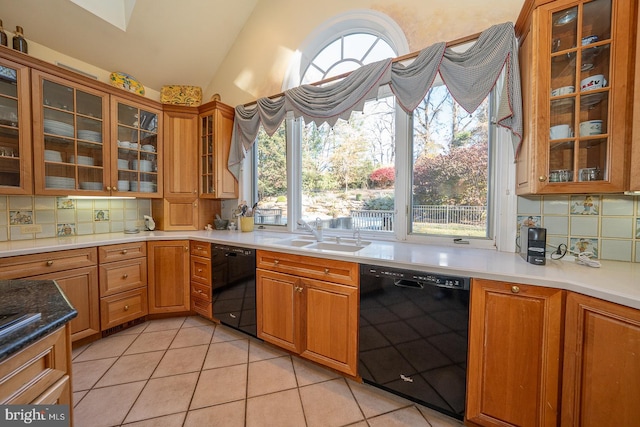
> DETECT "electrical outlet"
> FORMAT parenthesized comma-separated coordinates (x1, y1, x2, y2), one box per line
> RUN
(21, 224, 43, 234)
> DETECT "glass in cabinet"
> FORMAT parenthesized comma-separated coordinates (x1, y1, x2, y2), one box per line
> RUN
(111, 97, 162, 197)
(32, 71, 110, 195)
(0, 58, 31, 194)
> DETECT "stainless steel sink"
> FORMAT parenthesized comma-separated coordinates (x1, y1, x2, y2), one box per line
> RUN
(305, 241, 368, 252)
(274, 236, 370, 252)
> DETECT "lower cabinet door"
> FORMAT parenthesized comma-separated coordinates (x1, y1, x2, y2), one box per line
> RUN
(256, 269, 302, 354)
(466, 279, 564, 427)
(562, 292, 640, 427)
(300, 277, 358, 376)
(28, 267, 100, 341)
(147, 240, 190, 313)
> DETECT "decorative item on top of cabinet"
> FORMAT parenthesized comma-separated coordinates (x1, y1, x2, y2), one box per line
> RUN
(256, 250, 359, 376)
(562, 292, 640, 426)
(98, 242, 148, 333)
(111, 96, 163, 197)
(466, 279, 564, 427)
(147, 240, 190, 314)
(198, 100, 237, 199)
(0, 55, 31, 194)
(0, 247, 100, 342)
(189, 241, 213, 320)
(514, 0, 636, 194)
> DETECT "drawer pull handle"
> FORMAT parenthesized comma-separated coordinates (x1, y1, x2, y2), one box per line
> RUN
(185, 247, 189, 252)
(197, 268, 203, 272)
(197, 246, 203, 250)
(124, 305, 130, 311)
(197, 289, 203, 294)
(123, 273, 128, 279)
(122, 249, 128, 255)
(46, 260, 54, 266)
(511, 285, 520, 294)
(324, 268, 329, 274)
(274, 260, 279, 265)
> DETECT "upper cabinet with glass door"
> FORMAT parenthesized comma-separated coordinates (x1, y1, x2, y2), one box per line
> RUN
(515, 0, 636, 194)
(32, 70, 110, 195)
(111, 97, 162, 198)
(0, 57, 31, 194)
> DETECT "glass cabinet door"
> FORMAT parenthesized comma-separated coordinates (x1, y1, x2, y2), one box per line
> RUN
(33, 71, 109, 194)
(549, 0, 611, 184)
(200, 114, 215, 196)
(113, 98, 161, 197)
(0, 59, 31, 194)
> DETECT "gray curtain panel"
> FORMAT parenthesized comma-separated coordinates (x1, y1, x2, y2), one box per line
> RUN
(229, 22, 522, 179)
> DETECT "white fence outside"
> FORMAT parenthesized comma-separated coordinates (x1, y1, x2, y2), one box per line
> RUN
(350, 205, 487, 232)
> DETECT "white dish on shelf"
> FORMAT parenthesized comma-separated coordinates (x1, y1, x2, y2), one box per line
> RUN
(45, 176, 75, 189)
(79, 181, 103, 190)
(77, 130, 102, 143)
(129, 143, 140, 150)
(132, 159, 152, 172)
(43, 119, 74, 137)
(141, 144, 155, 152)
(69, 155, 95, 166)
(44, 150, 63, 162)
(117, 159, 129, 169)
(117, 180, 129, 191)
(117, 140, 131, 148)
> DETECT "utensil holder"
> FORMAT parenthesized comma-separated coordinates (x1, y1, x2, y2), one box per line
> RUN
(240, 217, 254, 232)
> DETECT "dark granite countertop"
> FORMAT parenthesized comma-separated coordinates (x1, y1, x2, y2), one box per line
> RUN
(0, 280, 77, 361)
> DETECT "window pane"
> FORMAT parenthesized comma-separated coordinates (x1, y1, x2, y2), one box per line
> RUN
(313, 39, 342, 72)
(301, 96, 396, 233)
(411, 85, 490, 238)
(363, 39, 396, 64)
(343, 33, 377, 61)
(255, 125, 287, 226)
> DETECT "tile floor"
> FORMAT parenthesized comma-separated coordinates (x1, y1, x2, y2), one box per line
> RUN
(71, 316, 465, 427)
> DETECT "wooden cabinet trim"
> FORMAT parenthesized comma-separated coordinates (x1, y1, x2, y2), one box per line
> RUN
(256, 250, 358, 287)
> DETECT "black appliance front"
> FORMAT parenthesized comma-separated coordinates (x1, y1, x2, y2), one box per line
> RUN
(359, 264, 470, 420)
(211, 244, 257, 337)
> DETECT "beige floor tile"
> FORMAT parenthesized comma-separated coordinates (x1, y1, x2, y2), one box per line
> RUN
(247, 356, 298, 397)
(203, 339, 249, 369)
(152, 345, 208, 378)
(74, 381, 146, 427)
(71, 343, 90, 360)
(211, 325, 249, 343)
(367, 406, 432, 426)
(95, 351, 164, 388)
(190, 364, 247, 409)
(116, 321, 149, 335)
(292, 356, 341, 387)
(299, 378, 364, 427)
(184, 400, 246, 427)
(182, 315, 216, 329)
(142, 316, 186, 332)
(248, 339, 289, 362)
(170, 325, 214, 348)
(416, 405, 465, 426)
(347, 378, 412, 418)
(124, 372, 199, 424)
(246, 388, 306, 427)
(124, 329, 178, 355)
(73, 390, 87, 407)
(73, 334, 138, 362)
(72, 357, 117, 391)
(121, 412, 186, 427)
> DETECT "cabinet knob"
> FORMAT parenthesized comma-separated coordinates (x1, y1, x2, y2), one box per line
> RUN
(197, 289, 203, 294)
(538, 175, 547, 182)
(124, 305, 130, 311)
(511, 285, 520, 294)
(193, 202, 198, 208)
(297, 286, 303, 293)
(107, 186, 112, 191)
(194, 189, 197, 194)
(122, 249, 128, 254)
(197, 268, 203, 272)
(113, 188, 118, 192)
(46, 260, 54, 266)
(122, 273, 128, 279)
(324, 268, 329, 274)
(185, 247, 189, 252)
(274, 259, 279, 265)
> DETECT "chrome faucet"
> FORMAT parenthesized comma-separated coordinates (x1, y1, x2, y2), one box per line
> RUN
(297, 218, 323, 242)
(353, 228, 362, 246)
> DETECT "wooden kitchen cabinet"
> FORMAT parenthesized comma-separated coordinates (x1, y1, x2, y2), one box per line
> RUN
(562, 292, 640, 426)
(630, 12, 640, 191)
(98, 242, 148, 331)
(147, 240, 190, 314)
(466, 279, 564, 427)
(0, 55, 32, 194)
(515, 0, 636, 194)
(0, 247, 100, 342)
(190, 240, 213, 319)
(199, 101, 237, 199)
(256, 250, 359, 375)
(152, 105, 217, 230)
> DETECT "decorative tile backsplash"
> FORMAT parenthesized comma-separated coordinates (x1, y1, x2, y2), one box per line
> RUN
(518, 194, 640, 263)
(0, 196, 151, 242)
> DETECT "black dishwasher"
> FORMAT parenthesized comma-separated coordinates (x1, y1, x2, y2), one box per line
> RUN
(211, 244, 257, 337)
(359, 264, 470, 420)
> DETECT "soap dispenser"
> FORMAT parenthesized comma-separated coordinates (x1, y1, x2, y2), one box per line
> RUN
(144, 215, 155, 231)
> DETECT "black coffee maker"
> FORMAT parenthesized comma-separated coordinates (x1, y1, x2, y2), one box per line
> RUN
(520, 226, 547, 265)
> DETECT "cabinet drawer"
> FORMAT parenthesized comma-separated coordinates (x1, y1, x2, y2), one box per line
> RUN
(32, 375, 70, 405)
(100, 288, 148, 331)
(191, 281, 212, 302)
(190, 256, 211, 284)
(0, 327, 68, 404)
(99, 258, 147, 297)
(99, 242, 146, 263)
(0, 247, 97, 280)
(256, 250, 358, 287)
(191, 297, 213, 319)
(190, 241, 211, 257)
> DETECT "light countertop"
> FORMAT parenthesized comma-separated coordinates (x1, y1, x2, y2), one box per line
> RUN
(1, 230, 638, 309)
